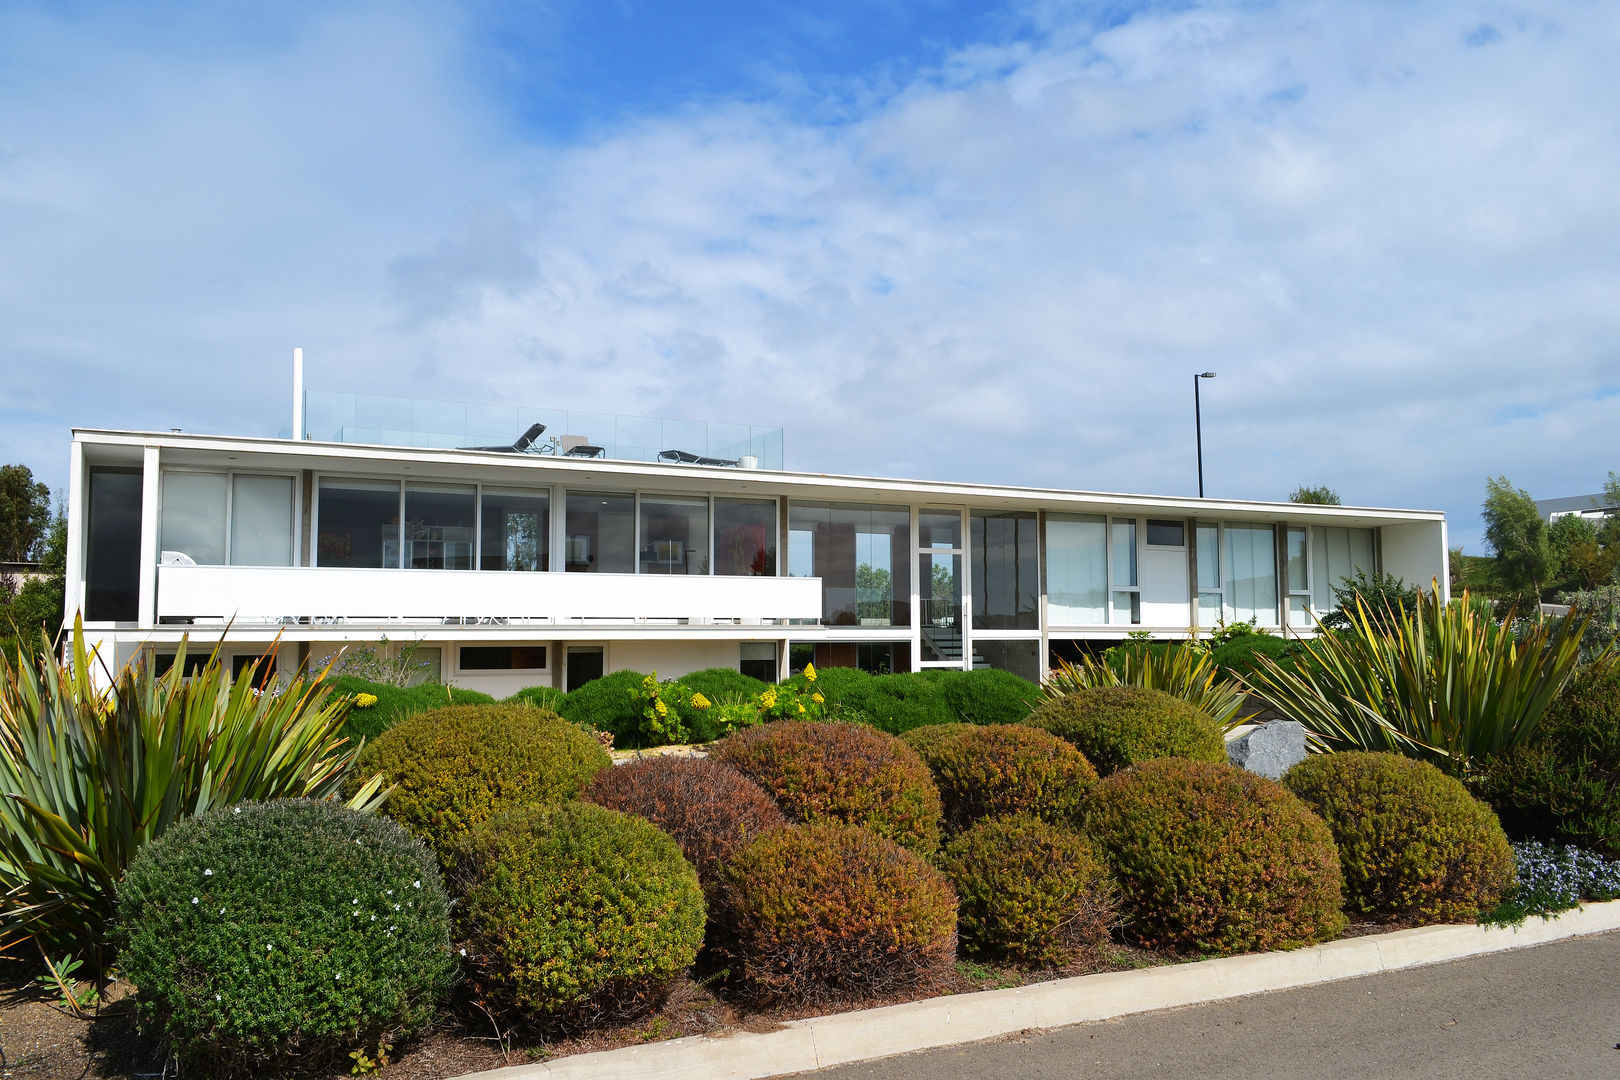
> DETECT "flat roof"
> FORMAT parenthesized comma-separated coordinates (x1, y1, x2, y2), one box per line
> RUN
(71, 427, 1446, 528)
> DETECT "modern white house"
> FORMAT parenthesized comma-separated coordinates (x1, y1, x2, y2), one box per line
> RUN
(64, 386, 1449, 695)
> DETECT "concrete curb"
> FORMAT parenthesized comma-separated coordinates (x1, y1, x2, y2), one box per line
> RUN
(452, 899, 1620, 1080)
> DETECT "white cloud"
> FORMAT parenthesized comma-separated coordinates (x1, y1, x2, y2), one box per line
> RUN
(2, 1, 1619, 553)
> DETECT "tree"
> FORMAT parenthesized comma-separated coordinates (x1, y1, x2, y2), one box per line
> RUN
(1289, 484, 1341, 505)
(1, 503, 66, 647)
(854, 563, 892, 622)
(1547, 512, 1599, 582)
(0, 464, 52, 563)
(1482, 475, 1552, 600)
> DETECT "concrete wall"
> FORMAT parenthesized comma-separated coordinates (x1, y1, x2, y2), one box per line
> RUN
(1381, 520, 1450, 603)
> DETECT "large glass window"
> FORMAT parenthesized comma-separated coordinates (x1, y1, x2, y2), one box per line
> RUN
(639, 495, 709, 575)
(1111, 518, 1140, 625)
(714, 498, 776, 576)
(739, 642, 777, 682)
(231, 474, 295, 566)
(919, 510, 962, 660)
(480, 489, 549, 572)
(1286, 526, 1311, 628)
(975, 640, 1042, 683)
(565, 492, 635, 573)
(401, 484, 475, 569)
(971, 510, 1038, 630)
(317, 478, 399, 568)
(1196, 522, 1222, 626)
(160, 472, 227, 565)
(1046, 513, 1107, 625)
(1311, 526, 1376, 612)
(1224, 523, 1279, 625)
(788, 502, 911, 627)
(86, 467, 142, 622)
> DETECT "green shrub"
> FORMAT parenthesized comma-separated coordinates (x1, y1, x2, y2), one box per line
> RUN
(583, 757, 786, 885)
(117, 800, 454, 1075)
(898, 722, 976, 760)
(555, 669, 651, 747)
(842, 672, 955, 734)
(332, 676, 496, 742)
(679, 667, 770, 703)
(1284, 752, 1514, 923)
(915, 724, 1098, 830)
(1027, 686, 1226, 776)
(927, 668, 1042, 726)
(453, 802, 705, 1028)
(941, 815, 1119, 966)
(357, 704, 610, 864)
(710, 721, 943, 856)
(0, 626, 383, 974)
(713, 823, 957, 1004)
(1083, 759, 1346, 954)
(504, 685, 567, 713)
(1208, 634, 1293, 679)
(801, 664, 872, 703)
(1476, 663, 1620, 857)
(1045, 646, 1255, 732)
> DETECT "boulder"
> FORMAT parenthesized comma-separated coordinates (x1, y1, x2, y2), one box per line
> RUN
(1226, 720, 1307, 780)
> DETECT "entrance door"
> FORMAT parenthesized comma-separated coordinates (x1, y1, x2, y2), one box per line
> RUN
(565, 646, 605, 692)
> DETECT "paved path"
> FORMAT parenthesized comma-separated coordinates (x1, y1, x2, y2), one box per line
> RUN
(794, 930, 1620, 1080)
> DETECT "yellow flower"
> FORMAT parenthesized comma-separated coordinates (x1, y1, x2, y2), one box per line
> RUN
(803, 662, 817, 683)
(691, 693, 711, 710)
(760, 690, 778, 709)
(811, 692, 824, 704)
(654, 698, 668, 717)
(355, 693, 379, 709)
(797, 702, 806, 714)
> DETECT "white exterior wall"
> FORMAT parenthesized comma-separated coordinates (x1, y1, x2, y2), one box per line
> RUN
(604, 639, 751, 681)
(1380, 521, 1450, 603)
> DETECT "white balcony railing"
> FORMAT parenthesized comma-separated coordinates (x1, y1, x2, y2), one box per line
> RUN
(156, 565, 821, 627)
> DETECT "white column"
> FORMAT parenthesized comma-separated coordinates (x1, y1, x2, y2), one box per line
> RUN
(136, 445, 161, 629)
(63, 438, 87, 630)
(292, 347, 304, 440)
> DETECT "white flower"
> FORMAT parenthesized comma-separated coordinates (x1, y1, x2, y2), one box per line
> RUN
(191, 897, 199, 904)
(219, 907, 226, 915)
(371, 914, 376, 921)
(216, 994, 221, 1001)
(204, 868, 213, 876)
(413, 880, 421, 889)
(459, 948, 466, 956)
(232, 807, 241, 814)
(266, 944, 273, 951)
(352, 898, 359, 905)
(335, 973, 342, 980)
(393, 903, 400, 911)
(386, 889, 393, 895)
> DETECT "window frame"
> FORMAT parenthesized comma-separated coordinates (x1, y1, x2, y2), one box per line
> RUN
(159, 466, 301, 567)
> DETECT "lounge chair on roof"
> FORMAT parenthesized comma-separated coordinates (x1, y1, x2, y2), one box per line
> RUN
(659, 448, 738, 467)
(564, 444, 606, 458)
(460, 422, 546, 453)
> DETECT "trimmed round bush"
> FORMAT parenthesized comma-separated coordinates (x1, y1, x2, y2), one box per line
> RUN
(840, 672, 955, 734)
(1476, 664, 1620, 857)
(332, 675, 496, 742)
(710, 721, 943, 855)
(678, 667, 770, 703)
(583, 756, 787, 884)
(1083, 759, 1346, 954)
(117, 800, 454, 1074)
(1285, 752, 1514, 923)
(941, 815, 1120, 966)
(1210, 634, 1293, 679)
(1027, 686, 1226, 776)
(357, 703, 611, 863)
(915, 724, 1098, 830)
(555, 669, 650, 747)
(803, 664, 873, 702)
(898, 721, 976, 760)
(931, 668, 1043, 726)
(453, 802, 705, 1028)
(504, 685, 567, 713)
(713, 823, 957, 1004)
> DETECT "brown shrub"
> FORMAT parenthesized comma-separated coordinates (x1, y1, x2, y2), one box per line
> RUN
(914, 724, 1098, 830)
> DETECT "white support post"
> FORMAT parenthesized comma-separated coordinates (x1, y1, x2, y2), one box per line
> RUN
(136, 445, 161, 629)
(292, 347, 304, 440)
(63, 439, 87, 632)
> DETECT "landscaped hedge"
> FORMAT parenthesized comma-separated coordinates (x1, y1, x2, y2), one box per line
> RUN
(583, 756, 787, 886)
(331, 675, 496, 742)
(710, 721, 944, 856)
(116, 799, 454, 1075)
(555, 669, 650, 747)
(504, 685, 567, 713)
(1286, 752, 1515, 923)
(712, 823, 957, 1004)
(678, 667, 770, 704)
(356, 703, 610, 863)
(1476, 663, 1620, 858)
(941, 814, 1119, 966)
(1027, 686, 1226, 776)
(1209, 634, 1293, 679)
(911, 724, 1098, 830)
(832, 671, 955, 735)
(1083, 759, 1346, 954)
(452, 802, 705, 1028)
(923, 668, 1043, 726)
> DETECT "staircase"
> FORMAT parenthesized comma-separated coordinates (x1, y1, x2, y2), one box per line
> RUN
(920, 625, 988, 668)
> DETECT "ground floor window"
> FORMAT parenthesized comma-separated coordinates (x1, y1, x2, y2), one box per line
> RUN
(459, 645, 548, 671)
(739, 642, 778, 683)
(790, 640, 912, 675)
(974, 639, 1042, 684)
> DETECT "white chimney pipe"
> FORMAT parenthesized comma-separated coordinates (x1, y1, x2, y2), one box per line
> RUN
(292, 347, 304, 440)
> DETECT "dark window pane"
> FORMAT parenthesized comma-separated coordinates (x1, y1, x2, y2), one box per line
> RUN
(639, 495, 708, 575)
(739, 642, 777, 682)
(715, 499, 776, 576)
(565, 492, 634, 573)
(404, 484, 475, 569)
(86, 467, 142, 621)
(971, 510, 1038, 630)
(480, 490, 549, 571)
(460, 645, 548, 670)
(1147, 519, 1186, 547)
(975, 639, 1041, 683)
(317, 479, 399, 568)
(566, 646, 604, 691)
(787, 502, 910, 627)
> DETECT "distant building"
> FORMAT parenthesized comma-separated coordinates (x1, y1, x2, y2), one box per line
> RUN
(1535, 494, 1620, 523)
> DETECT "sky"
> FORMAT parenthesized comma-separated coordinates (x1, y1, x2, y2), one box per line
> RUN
(3, 0, 1618, 555)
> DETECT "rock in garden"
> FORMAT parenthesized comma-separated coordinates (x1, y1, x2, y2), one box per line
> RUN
(1226, 721, 1307, 780)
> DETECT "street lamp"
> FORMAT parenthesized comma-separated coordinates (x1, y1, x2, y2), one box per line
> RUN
(1194, 372, 1217, 497)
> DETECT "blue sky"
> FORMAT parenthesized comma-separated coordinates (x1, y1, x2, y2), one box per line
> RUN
(3, 0, 1619, 556)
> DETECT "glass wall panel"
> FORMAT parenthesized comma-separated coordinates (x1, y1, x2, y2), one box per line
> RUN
(480, 489, 549, 572)
(565, 491, 635, 573)
(402, 484, 475, 569)
(639, 495, 709, 574)
(787, 502, 911, 627)
(1224, 523, 1278, 625)
(1046, 513, 1107, 625)
(918, 509, 962, 550)
(1111, 519, 1138, 586)
(714, 498, 776, 576)
(793, 640, 914, 675)
(1196, 522, 1223, 626)
(1311, 526, 1377, 611)
(317, 478, 399, 568)
(86, 467, 142, 622)
(160, 472, 227, 565)
(975, 639, 1041, 684)
(230, 474, 295, 566)
(1286, 526, 1310, 628)
(739, 641, 778, 682)
(919, 551, 961, 660)
(971, 510, 1038, 630)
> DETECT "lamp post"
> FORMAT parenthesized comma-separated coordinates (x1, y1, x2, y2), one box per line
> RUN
(1194, 372, 1216, 497)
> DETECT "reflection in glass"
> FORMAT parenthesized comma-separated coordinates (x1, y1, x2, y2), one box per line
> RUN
(918, 509, 962, 550)
(480, 489, 549, 571)
(1224, 523, 1278, 625)
(1112, 519, 1138, 586)
(919, 551, 961, 661)
(86, 468, 142, 621)
(317, 478, 400, 568)
(640, 495, 709, 574)
(566, 492, 634, 573)
(976, 639, 1041, 683)
(1046, 513, 1107, 625)
(1310, 526, 1376, 612)
(788, 502, 911, 626)
(971, 510, 1038, 630)
(714, 498, 776, 576)
(402, 484, 475, 569)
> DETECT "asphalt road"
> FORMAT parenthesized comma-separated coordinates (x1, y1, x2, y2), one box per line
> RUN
(794, 930, 1620, 1080)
